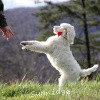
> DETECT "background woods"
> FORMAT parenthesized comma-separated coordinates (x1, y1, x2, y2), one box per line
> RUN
(0, 0, 100, 83)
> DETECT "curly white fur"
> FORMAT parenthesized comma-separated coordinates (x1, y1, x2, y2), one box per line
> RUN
(20, 23, 98, 88)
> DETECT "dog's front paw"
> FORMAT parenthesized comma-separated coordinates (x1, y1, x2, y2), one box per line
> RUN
(20, 41, 36, 46)
(21, 45, 31, 51)
(20, 41, 29, 50)
(20, 41, 28, 46)
(22, 46, 26, 50)
(20, 40, 36, 51)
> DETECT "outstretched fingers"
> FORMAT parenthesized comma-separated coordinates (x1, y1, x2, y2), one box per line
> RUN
(8, 28, 16, 39)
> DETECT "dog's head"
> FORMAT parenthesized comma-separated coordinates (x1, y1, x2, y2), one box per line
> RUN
(53, 23, 76, 44)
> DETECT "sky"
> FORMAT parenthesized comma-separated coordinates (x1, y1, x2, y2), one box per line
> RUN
(3, 0, 69, 10)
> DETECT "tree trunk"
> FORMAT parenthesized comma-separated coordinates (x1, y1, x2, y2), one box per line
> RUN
(82, 0, 91, 68)
(82, 0, 93, 79)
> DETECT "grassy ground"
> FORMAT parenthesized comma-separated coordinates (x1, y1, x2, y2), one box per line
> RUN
(0, 80, 100, 100)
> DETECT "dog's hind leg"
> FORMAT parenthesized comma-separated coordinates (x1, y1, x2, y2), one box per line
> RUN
(58, 74, 67, 89)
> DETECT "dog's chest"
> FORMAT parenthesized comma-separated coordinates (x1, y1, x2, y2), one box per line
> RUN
(46, 46, 71, 68)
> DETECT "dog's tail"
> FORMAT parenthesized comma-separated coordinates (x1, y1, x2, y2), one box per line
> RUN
(81, 64, 98, 77)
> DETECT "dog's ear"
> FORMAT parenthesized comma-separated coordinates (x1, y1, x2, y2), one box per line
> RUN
(60, 23, 76, 44)
(67, 26, 75, 44)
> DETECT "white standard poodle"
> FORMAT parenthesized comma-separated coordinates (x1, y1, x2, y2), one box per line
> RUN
(20, 23, 98, 88)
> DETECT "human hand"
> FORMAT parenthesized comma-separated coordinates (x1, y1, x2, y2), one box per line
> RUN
(0, 26, 16, 40)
